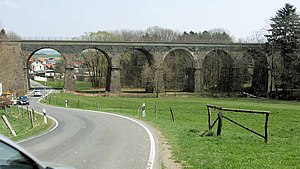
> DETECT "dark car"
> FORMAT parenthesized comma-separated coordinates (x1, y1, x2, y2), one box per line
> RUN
(17, 96, 29, 105)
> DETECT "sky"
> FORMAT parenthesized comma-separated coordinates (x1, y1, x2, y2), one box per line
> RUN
(0, 0, 300, 41)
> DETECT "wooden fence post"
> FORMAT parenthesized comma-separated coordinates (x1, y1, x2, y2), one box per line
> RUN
(155, 105, 157, 120)
(170, 107, 175, 122)
(265, 113, 270, 143)
(17, 105, 20, 115)
(32, 109, 36, 122)
(29, 109, 34, 128)
(27, 106, 30, 119)
(207, 105, 212, 130)
(2, 115, 17, 137)
(21, 106, 24, 118)
(217, 109, 223, 136)
(96, 102, 99, 110)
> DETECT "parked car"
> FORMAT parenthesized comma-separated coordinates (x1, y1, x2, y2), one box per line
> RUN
(17, 96, 29, 105)
(0, 134, 75, 169)
(34, 90, 42, 97)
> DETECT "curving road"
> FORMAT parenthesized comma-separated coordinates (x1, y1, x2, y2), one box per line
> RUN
(19, 82, 160, 169)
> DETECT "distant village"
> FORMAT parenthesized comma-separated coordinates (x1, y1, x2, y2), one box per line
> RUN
(29, 55, 63, 81)
(29, 52, 84, 82)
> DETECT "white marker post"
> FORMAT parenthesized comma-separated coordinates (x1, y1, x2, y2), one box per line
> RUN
(142, 103, 146, 118)
(65, 99, 68, 108)
(43, 108, 47, 124)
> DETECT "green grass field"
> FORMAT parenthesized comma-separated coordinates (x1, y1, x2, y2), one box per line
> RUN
(43, 93, 300, 168)
(0, 106, 54, 141)
(33, 80, 92, 91)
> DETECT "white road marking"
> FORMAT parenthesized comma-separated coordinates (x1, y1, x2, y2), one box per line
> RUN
(99, 112, 156, 169)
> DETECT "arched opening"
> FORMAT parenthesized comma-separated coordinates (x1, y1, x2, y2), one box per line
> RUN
(27, 48, 64, 90)
(163, 49, 195, 93)
(120, 48, 155, 93)
(203, 49, 237, 94)
(237, 50, 268, 97)
(77, 48, 110, 92)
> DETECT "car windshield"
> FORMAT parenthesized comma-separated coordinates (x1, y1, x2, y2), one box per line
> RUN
(19, 96, 28, 100)
(0, 141, 39, 169)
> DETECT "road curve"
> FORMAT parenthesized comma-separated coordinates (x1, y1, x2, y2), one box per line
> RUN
(19, 90, 160, 169)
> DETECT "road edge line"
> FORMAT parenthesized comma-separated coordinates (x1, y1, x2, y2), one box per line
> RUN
(45, 105, 156, 169)
(101, 112, 156, 169)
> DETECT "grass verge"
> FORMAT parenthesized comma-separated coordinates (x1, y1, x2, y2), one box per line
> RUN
(0, 105, 54, 141)
(43, 93, 300, 169)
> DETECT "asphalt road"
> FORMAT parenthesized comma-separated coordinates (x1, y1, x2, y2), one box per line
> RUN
(19, 81, 159, 169)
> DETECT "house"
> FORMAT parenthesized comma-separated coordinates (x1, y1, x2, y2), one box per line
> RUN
(30, 59, 45, 73)
(45, 63, 55, 70)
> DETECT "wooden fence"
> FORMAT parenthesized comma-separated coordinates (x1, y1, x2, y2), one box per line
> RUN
(207, 104, 271, 143)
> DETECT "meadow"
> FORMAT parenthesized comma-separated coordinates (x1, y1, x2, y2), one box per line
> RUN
(43, 93, 300, 168)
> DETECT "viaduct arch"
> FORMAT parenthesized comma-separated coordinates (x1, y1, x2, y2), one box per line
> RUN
(0, 40, 267, 95)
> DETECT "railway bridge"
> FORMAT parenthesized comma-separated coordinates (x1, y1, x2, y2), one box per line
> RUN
(0, 40, 267, 95)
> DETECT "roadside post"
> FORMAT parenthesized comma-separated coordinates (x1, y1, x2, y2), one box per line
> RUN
(142, 103, 146, 118)
(65, 99, 68, 108)
(43, 108, 47, 124)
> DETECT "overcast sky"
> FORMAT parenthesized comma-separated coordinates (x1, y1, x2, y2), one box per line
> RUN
(0, 0, 300, 40)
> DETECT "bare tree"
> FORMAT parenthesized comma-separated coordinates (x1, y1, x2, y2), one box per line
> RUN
(80, 49, 108, 88)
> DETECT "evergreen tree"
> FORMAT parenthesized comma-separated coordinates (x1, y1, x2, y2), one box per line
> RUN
(266, 3, 300, 99)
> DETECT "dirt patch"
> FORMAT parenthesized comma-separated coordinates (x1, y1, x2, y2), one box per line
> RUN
(158, 131, 183, 169)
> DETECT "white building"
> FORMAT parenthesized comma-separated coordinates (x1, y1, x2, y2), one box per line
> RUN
(30, 59, 45, 73)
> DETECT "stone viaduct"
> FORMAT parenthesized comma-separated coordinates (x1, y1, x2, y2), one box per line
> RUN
(0, 40, 266, 95)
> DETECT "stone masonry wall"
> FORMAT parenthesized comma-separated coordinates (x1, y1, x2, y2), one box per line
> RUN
(0, 44, 26, 95)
